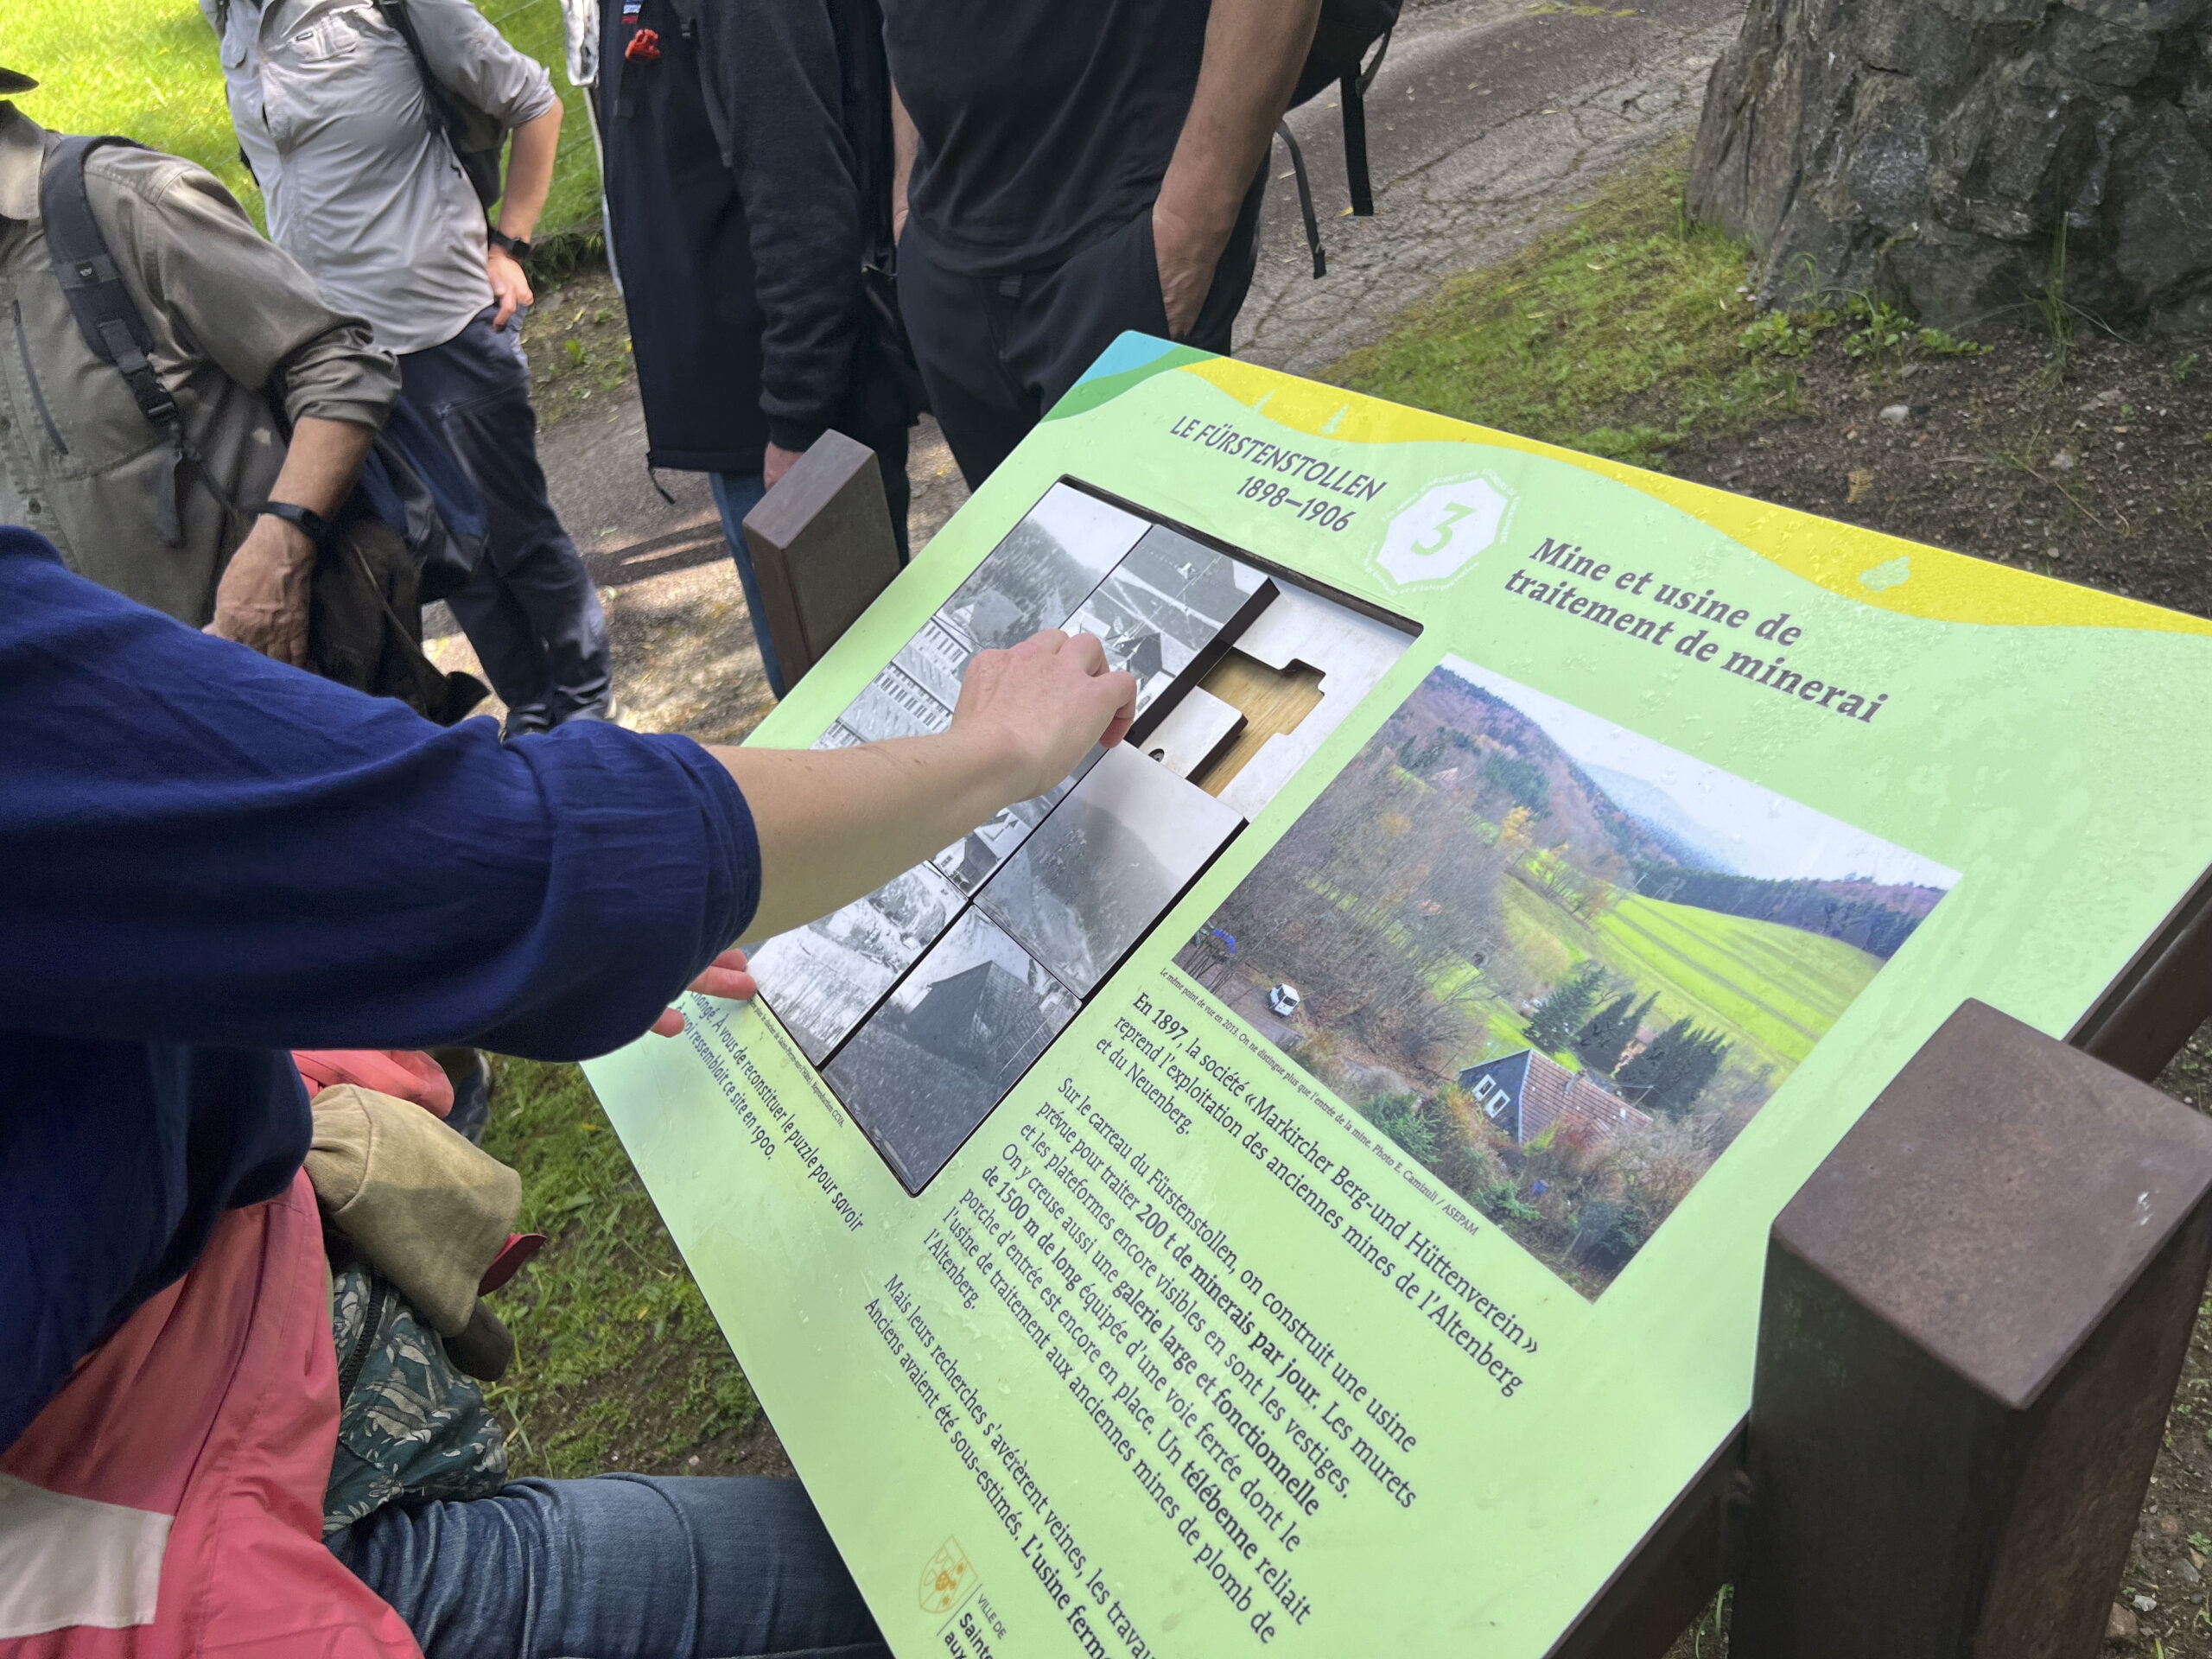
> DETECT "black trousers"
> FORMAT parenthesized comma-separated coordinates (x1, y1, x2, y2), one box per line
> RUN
(896, 178, 1268, 489)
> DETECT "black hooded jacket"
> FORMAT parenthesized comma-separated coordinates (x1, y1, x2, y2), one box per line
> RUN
(598, 0, 900, 474)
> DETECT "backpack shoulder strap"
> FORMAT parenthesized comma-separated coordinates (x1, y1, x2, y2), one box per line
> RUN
(38, 135, 180, 433)
(372, 0, 462, 141)
(38, 133, 239, 545)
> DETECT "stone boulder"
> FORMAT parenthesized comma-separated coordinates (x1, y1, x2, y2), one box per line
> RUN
(1688, 0, 2212, 332)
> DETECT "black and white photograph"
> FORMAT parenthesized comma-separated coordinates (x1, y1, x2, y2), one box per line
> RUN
(934, 796, 1054, 895)
(837, 664, 951, 745)
(1063, 527, 1273, 715)
(749, 862, 965, 1064)
(810, 721, 867, 751)
(931, 745, 1105, 894)
(891, 618, 974, 711)
(977, 743, 1245, 998)
(823, 910, 1081, 1194)
(937, 484, 1149, 652)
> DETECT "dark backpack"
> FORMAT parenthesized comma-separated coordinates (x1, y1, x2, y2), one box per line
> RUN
(1280, 0, 1402, 278)
(39, 135, 490, 721)
(41, 135, 487, 601)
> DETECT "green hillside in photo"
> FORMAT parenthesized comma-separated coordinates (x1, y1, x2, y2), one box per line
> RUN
(1594, 893, 1883, 1068)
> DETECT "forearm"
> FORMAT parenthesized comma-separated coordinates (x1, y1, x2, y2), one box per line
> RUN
(268, 416, 378, 517)
(1157, 0, 1321, 247)
(892, 87, 917, 237)
(715, 731, 1027, 944)
(723, 5, 862, 449)
(499, 103, 563, 240)
(213, 415, 379, 660)
(709, 631, 1140, 944)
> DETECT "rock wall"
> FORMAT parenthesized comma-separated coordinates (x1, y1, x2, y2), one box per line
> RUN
(1688, 0, 2212, 332)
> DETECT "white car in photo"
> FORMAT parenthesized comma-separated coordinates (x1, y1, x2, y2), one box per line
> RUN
(1268, 982, 1302, 1018)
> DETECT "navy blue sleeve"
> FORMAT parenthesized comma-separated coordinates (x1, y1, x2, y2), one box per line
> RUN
(0, 530, 760, 1058)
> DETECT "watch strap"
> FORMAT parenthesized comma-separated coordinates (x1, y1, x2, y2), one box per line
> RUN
(489, 229, 532, 260)
(262, 499, 334, 547)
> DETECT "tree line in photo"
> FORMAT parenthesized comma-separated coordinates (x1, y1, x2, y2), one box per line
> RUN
(1525, 962, 1735, 1122)
(1630, 865, 1937, 959)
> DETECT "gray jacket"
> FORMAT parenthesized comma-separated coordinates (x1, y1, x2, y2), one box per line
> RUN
(0, 105, 400, 625)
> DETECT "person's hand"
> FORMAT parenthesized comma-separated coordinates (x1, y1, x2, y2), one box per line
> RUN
(205, 514, 315, 666)
(651, 948, 758, 1037)
(764, 442, 804, 489)
(1151, 198, 1225, 341)
(952, 630, 1138, 804)
(488, 245, 535, 331)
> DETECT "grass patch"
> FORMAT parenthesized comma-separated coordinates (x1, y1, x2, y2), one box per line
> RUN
(1331, 143, 1792, 467)
(480, 1057, 759, 1478)
(1486, 879, 1877, 1082)
(10, 0, 601, 241)
(1595, 894, 1880, 1067)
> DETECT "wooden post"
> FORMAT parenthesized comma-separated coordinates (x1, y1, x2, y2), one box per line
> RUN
(739, 430, 902, 690)
(1731, 999, 2212, 1656)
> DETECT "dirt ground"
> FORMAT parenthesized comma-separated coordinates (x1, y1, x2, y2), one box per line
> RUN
(1669, 330, 2212, 611)
(493, 253, 2212, 1652)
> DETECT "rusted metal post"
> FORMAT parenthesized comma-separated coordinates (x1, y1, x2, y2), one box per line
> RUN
(740, 429, 901, 690)
(1731, 998, 2212, 1657)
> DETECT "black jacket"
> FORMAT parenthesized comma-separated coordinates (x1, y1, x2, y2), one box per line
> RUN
(599, 0, 901, 474)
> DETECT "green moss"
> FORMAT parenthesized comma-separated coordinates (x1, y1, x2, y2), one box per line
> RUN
(481, 1058, 758, 1478)
(1331, 143, 1793, 467)
(10, 0, 601, 241)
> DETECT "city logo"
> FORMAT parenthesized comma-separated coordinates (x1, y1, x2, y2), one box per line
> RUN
(1373, 474, 1515, 588)
(919, 1536, 975, 1614)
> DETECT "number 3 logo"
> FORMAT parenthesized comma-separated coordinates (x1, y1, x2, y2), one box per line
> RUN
(1411, 501, 1478, 556)
(1375, 475, 1513, 588)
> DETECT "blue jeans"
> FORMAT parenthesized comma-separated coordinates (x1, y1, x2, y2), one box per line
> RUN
(709, 474, 784, 699)
(337, 1474, 887, 1659)
(402, 308, 613, 732)
(712, 430, 912, 702)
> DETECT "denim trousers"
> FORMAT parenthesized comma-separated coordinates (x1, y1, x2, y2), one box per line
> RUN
(337, 1473, 889, 1659)
(712, 428, 912, 702)
(400, 308, 613, 731)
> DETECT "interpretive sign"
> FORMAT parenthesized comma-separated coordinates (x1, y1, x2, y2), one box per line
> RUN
(582, 334, 2212, 1656)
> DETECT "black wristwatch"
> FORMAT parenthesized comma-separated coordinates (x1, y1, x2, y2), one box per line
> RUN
(489, 228, 532, 261)
(261, 499, 334, 547)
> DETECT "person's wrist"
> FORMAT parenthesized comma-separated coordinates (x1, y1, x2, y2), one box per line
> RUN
(1154, 182, 1237, 251)
(256, 502, 327, 561)
(940, 721, 1035, 818)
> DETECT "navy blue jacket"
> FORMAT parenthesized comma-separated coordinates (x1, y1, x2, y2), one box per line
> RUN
(0, 527, 760, 1451)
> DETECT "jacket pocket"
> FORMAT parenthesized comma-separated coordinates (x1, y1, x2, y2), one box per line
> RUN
(13, 300, 68, 457)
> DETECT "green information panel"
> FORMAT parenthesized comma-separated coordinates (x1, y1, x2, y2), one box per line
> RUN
(584, 335, 2212, 1657)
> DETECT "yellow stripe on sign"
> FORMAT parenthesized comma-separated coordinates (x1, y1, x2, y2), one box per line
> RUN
(1181, 358, 2212, 639)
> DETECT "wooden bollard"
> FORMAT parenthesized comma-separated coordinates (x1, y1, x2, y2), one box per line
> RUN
(740, 429, 902, 690)
(1732, 999, 2212, 1656)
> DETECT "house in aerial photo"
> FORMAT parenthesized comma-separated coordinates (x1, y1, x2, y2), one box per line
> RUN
(1459, 1050, 1654, 1149)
